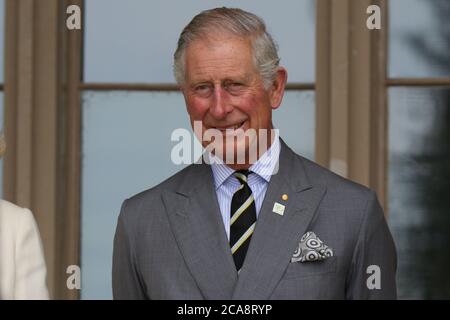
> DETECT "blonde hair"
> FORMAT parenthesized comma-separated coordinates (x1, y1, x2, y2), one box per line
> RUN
(173, 7, 280, 89)
(0, 132, 5, 157)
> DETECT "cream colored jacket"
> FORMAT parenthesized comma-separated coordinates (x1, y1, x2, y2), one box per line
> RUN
(0, 200, 49, 299)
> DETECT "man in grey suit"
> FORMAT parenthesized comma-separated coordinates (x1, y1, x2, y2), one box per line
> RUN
(112, 7, 397, 299)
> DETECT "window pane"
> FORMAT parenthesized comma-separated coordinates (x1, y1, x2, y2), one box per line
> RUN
(81, 90, 315, 298)
(388, 87, 450, 299)
(81, 91, 188, 299)
(273, 91, 315, 161)
(389, 0, 450, 78)
(84, 0, 315, 83)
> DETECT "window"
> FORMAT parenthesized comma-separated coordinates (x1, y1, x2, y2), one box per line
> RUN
(388, 0, 450, 299)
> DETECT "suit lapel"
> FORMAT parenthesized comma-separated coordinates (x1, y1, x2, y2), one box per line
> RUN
(232, 141, 327, 299)
(162, 163, 237, 300)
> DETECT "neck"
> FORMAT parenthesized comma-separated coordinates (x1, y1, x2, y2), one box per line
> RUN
(227, 128, 276, 171)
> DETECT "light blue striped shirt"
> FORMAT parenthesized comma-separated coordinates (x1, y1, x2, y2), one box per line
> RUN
(207, 132, 281, 240)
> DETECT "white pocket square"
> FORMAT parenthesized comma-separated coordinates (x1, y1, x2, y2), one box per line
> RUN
(291, 231, 334, 263)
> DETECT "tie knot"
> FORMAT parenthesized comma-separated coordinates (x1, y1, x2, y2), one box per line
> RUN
(234, 170, 251, 184)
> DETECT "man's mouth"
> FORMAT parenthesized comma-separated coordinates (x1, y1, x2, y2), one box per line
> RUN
(210, 120, 247, 133)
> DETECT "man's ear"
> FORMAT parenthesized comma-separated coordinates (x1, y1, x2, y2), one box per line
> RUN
(269, 67, 288, 110)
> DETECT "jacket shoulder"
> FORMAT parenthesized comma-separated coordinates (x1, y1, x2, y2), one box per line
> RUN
(117, 164, 200, 225)
(127, 164, 198, 203)
(0, 200, 35, 227)
(297, 155, 376, 203)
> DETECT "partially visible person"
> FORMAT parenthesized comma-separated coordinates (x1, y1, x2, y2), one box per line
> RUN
(0, 133, 49, 299)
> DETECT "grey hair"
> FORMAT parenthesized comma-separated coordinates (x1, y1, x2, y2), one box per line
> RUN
(173, 7, 280, 89)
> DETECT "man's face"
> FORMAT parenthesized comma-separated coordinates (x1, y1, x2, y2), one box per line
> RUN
(181, 34, 286, 168)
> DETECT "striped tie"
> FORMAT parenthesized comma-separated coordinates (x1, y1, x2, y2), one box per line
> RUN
(230, 170, 256, 272)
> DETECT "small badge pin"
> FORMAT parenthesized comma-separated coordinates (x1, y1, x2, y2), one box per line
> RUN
(272, 202, 285, 216)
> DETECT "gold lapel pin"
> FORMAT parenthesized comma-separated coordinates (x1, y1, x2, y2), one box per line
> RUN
(282, 194, 288, 201)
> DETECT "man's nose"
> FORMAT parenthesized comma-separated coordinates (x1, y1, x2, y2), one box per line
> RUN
(210, 86, 232, 119)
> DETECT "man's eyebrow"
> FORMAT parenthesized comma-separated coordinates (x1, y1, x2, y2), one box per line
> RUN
(188, 74, 251, 85)
(221, 72, 253, 82)
(188, 79, 212, 87)
(224, 76, 250, 83)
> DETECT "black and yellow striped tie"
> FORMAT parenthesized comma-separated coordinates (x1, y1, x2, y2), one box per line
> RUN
(230, 170, 256, 272)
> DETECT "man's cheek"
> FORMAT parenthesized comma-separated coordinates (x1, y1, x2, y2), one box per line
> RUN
(186, 105, 202, 119)
(188, 102, 209, 117)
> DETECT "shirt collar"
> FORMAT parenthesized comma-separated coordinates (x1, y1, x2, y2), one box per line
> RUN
(208, 130, 281, 190)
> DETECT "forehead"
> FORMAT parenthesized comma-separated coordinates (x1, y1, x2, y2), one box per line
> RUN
(183, 34, 257, 81)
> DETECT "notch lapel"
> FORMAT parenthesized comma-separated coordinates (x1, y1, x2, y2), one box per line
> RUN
(162, 163, 237, 300)
(232, 142, 327, 299)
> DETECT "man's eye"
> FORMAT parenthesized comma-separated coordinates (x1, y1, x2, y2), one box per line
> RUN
(195, 85, 210, 92)
(227, 83, 244, 91)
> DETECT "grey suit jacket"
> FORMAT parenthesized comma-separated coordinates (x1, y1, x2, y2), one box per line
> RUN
(112, 140, 397, 299)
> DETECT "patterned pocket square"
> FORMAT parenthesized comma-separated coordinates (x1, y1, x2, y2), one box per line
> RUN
(291, 231, 334, 263)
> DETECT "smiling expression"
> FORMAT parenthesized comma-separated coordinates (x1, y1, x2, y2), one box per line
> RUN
(181, 33, 287, 169)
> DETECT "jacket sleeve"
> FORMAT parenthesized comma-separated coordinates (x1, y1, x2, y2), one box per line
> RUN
(345, 191, 397, 299)
(112, 199, 148, 299)
(14, 208, 49, 300)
